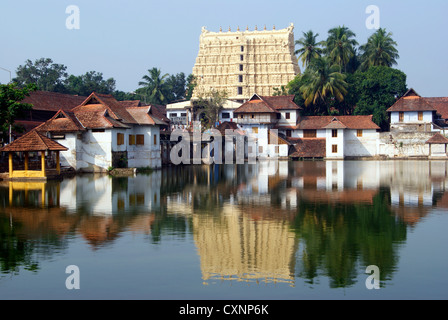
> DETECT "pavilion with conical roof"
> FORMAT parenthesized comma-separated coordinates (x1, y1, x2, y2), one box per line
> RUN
(0, 130, 68, 180)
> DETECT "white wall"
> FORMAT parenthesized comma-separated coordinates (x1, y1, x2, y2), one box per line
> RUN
(325, 129, 344, 159)
(77, 130, 113, 171)
(127, 125, 162, 169)
(390, 111, 433, 124)
(344, 129, 379, 157)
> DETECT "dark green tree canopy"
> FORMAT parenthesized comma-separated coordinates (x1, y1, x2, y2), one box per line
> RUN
(66, 71, 116, 96)
(352, 66, 407, 130)
(0, 83, 37, 143)
(13, 58, 68, 93)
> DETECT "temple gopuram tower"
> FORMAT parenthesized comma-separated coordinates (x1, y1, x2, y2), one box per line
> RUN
(192, 24, 300, 102)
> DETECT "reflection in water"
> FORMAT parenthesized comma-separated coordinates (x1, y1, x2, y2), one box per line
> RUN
(0, 160, 447, 290)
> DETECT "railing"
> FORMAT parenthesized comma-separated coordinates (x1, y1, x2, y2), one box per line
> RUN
(170, 116, 188, 125)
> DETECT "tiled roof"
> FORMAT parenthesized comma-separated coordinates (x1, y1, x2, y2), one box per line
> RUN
(296, 115, 380, 130)
(126, 107, 167, 126)
(261, 95, 302, 110)
(216, 121, 243, 135)
(233, 94, 301, 114)
(426, 97, 448, 119)
(35, 110, 85, 133)
(21, 91, 87, 111)
(149, 104, 170, 123)
(386, 96, 436, 112)
(289, 138, 326, 158)
(426, 133, 448, 144)
(119, 100, 143, 108)
(0, 130, 68, 152)
(73, 92, 137, 125)
(323, 117, 347, 129)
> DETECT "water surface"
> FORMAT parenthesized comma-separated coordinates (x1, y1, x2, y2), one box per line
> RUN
(0, 160, 447, 300)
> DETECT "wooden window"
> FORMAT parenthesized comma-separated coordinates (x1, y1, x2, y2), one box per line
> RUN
(418, 112, 423, 121)
(252, 127, 258, 134)
(117, 133, 124, 145)
(129, 134, 135, 145)
(153, 134, 157, 145)
(303, 130, 317, 138)
(399, 112, 404, 122)
(286, 112, 290, 119)
(276, 113, 281, 119)
(332, 144, 338, 153)
(240, 114, 243, 119)
(136, 134, 144, 145)
(332, 129, 338, 138)
(286, 130, 292, 137)
(275, 146, 279, 153)
(251, 114, 255, 118)
(357, 129, 363, 137)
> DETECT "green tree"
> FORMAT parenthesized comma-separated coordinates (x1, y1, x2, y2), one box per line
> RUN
(294, 30, 324, 69)
(137, 68, 170, 105)
(359, 28, 399, 71)
(66, 71, 116, 96)
(13, 58, 68, 92)
(0, 83, 37, 143)
(165, 72, 187, 103)
(325, 26, 358, 73)
(300, 57, 348, 115)
(194, 89, 228, 129)
(352, 66, 407, 130)
(185, 74, 197, 101)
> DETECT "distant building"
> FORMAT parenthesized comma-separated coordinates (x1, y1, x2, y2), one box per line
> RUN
(192, 24, 300, 102)
(233, 94, 380, 160)
(387, 88, 448, 132)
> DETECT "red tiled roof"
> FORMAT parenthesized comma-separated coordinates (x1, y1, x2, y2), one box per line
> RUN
(323, 117, 347, 129)
(234, 94, 301, 114)
(149, 104, 169, 123)
(21, 91, 87, 112)
(35, 110, 85, 133)
(289, 138, 326, 158)
(426, 97, 448, 120)
(387, 96, 436, 112)
(119, 100, 143, 108)
(0, 130, 68, 152)
(261, 95, 302, 110)
(426, 133, 448, 144)
(73, 92, 137, 125)
(126, 107, 167, 126)
(296, 115, 380, 130)
(14, 120, 45, 134)
(216, 121, 243, 135)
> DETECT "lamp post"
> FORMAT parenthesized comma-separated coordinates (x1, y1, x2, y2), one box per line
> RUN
(0, 67, 13, 143)
(0, 66, 12, 83)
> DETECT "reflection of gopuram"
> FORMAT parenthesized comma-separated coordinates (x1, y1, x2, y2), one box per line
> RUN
(192, 204, 298, 286)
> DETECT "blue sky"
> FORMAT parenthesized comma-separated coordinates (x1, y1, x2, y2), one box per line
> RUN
(1, 0, 447, 97)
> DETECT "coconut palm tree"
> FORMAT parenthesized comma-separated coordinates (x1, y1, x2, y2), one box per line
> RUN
(325, 26, 358, 73)
(138, 67, 169, 104)
(294, 30, 324, 69)
(300, 57, 348, 114)
(359, 28, 399, 71)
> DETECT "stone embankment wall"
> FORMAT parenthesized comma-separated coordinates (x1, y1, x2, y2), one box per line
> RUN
(378, 130, 434, 158)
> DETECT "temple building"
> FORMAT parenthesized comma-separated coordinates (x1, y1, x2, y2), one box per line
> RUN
(191, 24, 300, 102)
